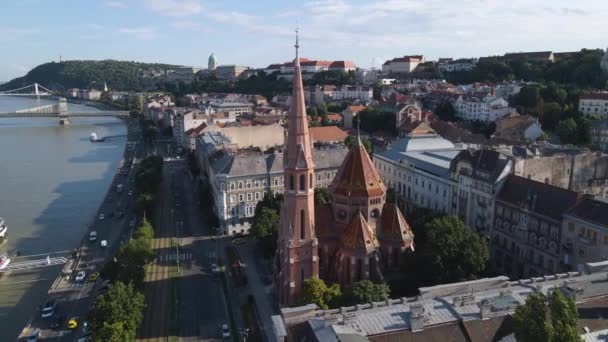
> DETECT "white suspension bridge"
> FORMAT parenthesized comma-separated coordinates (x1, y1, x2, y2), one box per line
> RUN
(0, 83, 129, 125)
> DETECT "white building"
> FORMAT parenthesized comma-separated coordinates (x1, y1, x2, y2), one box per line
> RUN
(167, 67, 203, 83)
(304, 85, 373, 105)
(438, 58, 477, 73)
(172, 110, 210, 150)
(453, 95, 512, 122)
(210, 102, 252, 117)
(381, 55, 424, 74)
(579, 92, 608, 118)
(374, 123, 463, 213)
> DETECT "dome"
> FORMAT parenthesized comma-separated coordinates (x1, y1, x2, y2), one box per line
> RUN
(209, 53, 217, 63)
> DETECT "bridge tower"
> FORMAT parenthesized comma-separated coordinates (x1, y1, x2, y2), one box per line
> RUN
(57, 97, 70, 125)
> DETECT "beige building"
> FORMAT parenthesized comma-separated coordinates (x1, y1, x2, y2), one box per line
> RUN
(381, 55, 424, 74)
(196, 139, 348, 235)
(215, 65, 249, 80)
(562, 196, 608, 272)
(590, 120, 608, 151)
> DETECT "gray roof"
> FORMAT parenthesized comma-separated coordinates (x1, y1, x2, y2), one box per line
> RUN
(210, 146, 348, 178)
(305, 269, 608, 340)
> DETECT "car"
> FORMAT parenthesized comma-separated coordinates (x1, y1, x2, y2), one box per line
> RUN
(211, 264, 220, 274)
(41, 299, 56, 318)
(221, 323, 230, 338)
(26, 329, 40, 342)
(89, 231, 97, 242)
(128, 190, 133, 196)
(100, 240, 108, 248)
(88, 272, 99, 282)
(98, 214, 104, 220)
(130, 219, 136, 227)
(67, 317, 78, 329)
(75, 271, 86, 282)
(50, 315, 65, 330)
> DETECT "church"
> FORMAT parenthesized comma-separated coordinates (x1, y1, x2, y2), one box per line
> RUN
(274, 35, 415, 307)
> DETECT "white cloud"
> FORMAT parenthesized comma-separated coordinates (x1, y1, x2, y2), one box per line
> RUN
(171, 21, 213, 33)
(118, 27, 157, 39)
(105, 1, 128, 9)
(142, 0, 202, 16)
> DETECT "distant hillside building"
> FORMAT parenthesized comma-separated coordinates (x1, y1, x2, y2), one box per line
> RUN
(264, 58, 356, 75)
(503, 51, 555, 63)
(215, 65, 249, 81)
(382, 55, 424, 74)
(579, 92, 608, 118)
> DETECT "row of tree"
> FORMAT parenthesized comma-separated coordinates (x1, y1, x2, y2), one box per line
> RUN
(301, 278, 391, 309)
(134, 156, 163, 217)
(93, 219, 154, 341)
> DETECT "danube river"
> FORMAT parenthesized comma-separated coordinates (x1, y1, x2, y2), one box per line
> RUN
(0, 97, 126, 340)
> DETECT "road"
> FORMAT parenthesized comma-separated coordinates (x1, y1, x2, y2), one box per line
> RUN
(137, 156, 233, 342)
(16, 118, 144, 341)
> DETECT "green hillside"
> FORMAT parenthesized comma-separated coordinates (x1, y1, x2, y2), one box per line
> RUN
(1, 60, 180, 92)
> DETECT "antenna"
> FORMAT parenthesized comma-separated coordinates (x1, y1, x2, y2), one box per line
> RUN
(294, 23, 300, 59)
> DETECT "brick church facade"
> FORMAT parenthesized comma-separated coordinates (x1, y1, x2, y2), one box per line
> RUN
(274, 37, 415, 307)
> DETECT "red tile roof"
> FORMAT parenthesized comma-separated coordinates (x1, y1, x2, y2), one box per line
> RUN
(341, 211, 379, 252)
(327, 113, 342, 121)
(331, 142, 386, 197)
(309, 126, 348, 142)
(581, 92, 608, 101)
(380, 203, 414, 248)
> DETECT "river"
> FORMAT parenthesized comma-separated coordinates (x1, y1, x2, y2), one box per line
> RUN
(0, 96, 127, 340)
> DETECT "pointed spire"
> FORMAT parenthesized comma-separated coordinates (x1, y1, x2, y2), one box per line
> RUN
(295, 26, 300, 60)
(355, 119, 362, 147)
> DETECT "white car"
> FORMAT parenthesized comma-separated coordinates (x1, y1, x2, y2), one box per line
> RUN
(89, 231, 97, 242)
(100, 240, 108, 248)
(221, 323, 230, 338)
(211, 264, 219, 274)
(75, 271, 86, 282)
(98, 214, 104, 220)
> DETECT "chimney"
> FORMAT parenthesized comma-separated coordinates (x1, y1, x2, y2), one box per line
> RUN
(410, 303, 425, 332)
(480, 299, 491, 320)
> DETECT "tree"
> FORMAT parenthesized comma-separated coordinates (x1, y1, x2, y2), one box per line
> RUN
(435, 101, 456, 121)
(513, 292, 553, 342)
(250, 208, 279, 240)
(513, 290, 581, 342)
(133, 218, 154, 240)
(541, 83, 568, 107)
(515, 86, 543, 115)
(251, 193, 284, 257)
(575, 117, 590, 146)
(317, 102, 328, 116)
(314, 187, 330, 205)
(401, 216, 488, 287)
(301, 277, 341, 309)
(558, 118, 578, 145)
(540, 102, 563, 131)
(352, 280, 390, 303)
(307, 106, 319, 118)
(344, 135, 372, 153)
(89, 282, 145, 342)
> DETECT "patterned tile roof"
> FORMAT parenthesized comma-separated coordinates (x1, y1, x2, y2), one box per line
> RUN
(331, 144, 385, 197)
(341, 211, 378, 253)
(379, 203, 414, 246)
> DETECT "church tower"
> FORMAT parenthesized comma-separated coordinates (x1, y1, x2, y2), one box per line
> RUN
(601, 47, 608, 73)
(275, 30, 319, 307)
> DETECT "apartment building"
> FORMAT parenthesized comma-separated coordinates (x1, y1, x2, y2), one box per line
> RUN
(579, 92, 608, 118)
(492, 175, 579, 279)
(382, 55, 425, 74)
(452, 95, 512, 122)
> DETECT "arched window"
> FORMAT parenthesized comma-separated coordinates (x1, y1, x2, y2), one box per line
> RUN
(300, 175, 305, 191)
(300, 209, 305, 240)
(290, 175, 294, 190)
(370, 209, 380, 219)
(309, 173, 313, 189)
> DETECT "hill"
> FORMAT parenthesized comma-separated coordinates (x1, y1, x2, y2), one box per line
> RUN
(0, 60, 180, 92)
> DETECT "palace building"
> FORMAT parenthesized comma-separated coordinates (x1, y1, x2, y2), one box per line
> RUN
(274, 35, 415, 307)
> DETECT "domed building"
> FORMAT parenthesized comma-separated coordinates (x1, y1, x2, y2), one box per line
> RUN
(601, 48, 608, 73)
(208, 53, 217, 71)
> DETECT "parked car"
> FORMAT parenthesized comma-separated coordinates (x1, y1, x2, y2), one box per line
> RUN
(98, 214, 104, 220)
(26, 329, 40, 342)
(211, 264, 219, 274)
(75, 271, 86, 282)
(100, 240, 108, 248)
(88, 272, 99, 282)
(221, 323, 230, 339)
(41, 299, 56, 318)
(67, 317, 78, 329)
(89, 231, 97, 242)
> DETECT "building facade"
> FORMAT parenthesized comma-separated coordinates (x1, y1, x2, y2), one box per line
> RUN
(450, 149, 512, 237)
(215, 65, 249, 80)
(453, 95, 512, 122)
(562, 196, 608, 272)
(208, 53, 217, 70)
(381, 55, 424, 74)
(579, 92, 608, 118)
(590, 120, 608, 151)
(492, 175, 579, 279)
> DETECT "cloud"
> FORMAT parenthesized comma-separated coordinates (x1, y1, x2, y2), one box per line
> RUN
(142, 0, 202, 16)
(171, 21, 214, 33)
(105, 1, 128, 8)
(118, 27, 157, 39)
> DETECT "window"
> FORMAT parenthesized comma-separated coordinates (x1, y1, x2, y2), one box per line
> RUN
(274, 178, 278, 186)
(247, 193, 252, 201)
(290, 175, 295, 190)
(300, 210, 306, 240)
(220, 183, 225, 191)
(238, 182, 243, 189)
(254, 180, 259, 188)
(370, 209, 379, 219)
(317, 174, 321, 181)
(300, 175, 305, 191)
(255, 192, 260, 200)
(310, 174, 313, 189)
(230, 183, 235, 191)
(230, 195, 235, 204)
(239, 194, 244, 202)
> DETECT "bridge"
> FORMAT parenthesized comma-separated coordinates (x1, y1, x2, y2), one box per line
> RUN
(0, 83, 129, 125)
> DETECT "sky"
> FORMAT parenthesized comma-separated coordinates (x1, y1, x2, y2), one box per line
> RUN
(1, 0, 607, 81)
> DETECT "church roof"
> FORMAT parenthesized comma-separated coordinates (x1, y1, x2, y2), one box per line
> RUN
(341, 212, 378, 253)
(331, 143, 385, 198)
(379, 203, 414, 246)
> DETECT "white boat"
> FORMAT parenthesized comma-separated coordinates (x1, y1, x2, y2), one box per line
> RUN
(0, 256, 10, 270)
(0, 217, 6, 239)
(90, 133, 105, 142)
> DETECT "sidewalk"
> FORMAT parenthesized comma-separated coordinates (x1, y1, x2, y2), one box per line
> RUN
(238, 243, 278, 342)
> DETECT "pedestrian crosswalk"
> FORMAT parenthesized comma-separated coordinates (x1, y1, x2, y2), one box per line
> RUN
(158, 253, 192, 262)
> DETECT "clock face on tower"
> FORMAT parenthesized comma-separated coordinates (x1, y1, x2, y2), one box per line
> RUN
(338, 209, 347, 220)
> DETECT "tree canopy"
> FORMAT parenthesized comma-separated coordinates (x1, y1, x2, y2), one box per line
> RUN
(351, 280, 391, 304)
(344, 135, 372, 153)
(513, 289, 581, 342)
(301, 277, 341, 310)
(88, 281, 145, 342)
